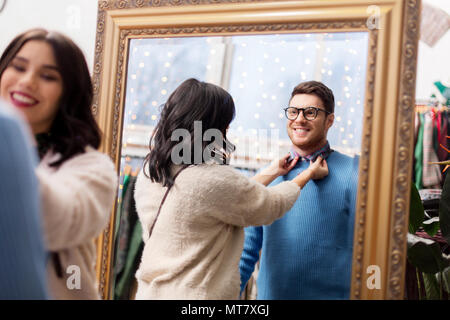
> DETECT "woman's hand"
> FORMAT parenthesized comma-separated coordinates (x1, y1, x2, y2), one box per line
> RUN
(292, 156, 328, 188)
(267, 152, 299, 177)
(307, 156, 329, 180)
(252, 153, 299, 186)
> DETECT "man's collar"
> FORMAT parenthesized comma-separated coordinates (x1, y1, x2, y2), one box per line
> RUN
(290, 141, 333, 162)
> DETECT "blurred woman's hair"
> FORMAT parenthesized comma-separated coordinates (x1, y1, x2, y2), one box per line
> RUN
(144, 78, 236, 188)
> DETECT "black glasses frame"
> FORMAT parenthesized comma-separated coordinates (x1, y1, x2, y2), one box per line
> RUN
(283, 106, 331, 121)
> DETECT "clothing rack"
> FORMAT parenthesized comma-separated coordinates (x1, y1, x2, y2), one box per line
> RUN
(415, 99, 450, 112)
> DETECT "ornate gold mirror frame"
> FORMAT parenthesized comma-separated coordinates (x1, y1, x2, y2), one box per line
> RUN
(93, 0, 420, 300)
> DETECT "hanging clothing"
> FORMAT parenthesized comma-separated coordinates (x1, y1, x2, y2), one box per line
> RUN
(114, 175, 144, 300)
(114, 172, 132, 277)
(422, 112, 442, 188)
(414, 113, 425, 190)
(438, 112, 448, 162)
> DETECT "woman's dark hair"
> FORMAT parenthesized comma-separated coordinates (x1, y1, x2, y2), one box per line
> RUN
(0, 28, 101, 167)
(290, 80, 335, 114)
(144, 78, 236, 188)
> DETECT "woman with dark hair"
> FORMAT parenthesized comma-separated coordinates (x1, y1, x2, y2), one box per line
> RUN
(134, 78, 328, 299)
(0, 28, 118, 299)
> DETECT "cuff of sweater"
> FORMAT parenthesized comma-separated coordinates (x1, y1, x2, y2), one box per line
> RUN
(269, 180, 301, 210)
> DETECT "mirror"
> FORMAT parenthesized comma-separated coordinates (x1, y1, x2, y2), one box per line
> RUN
(93, 0, 420, 300)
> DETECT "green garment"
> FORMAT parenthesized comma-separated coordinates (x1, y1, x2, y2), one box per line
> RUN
(114, 173, 131, 241)
(114, 221, 143, 300)
(414, 113, 424, 190)
(434, 81, 450, 106)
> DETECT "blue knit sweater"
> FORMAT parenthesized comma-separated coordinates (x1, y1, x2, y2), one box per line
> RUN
(239, 150, 359, 299)
(0, 105, 49, 299)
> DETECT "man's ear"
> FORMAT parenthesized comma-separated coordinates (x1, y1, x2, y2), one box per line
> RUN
(326, 113, 334, 130)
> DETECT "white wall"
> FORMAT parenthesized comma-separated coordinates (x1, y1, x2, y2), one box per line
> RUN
(0, 0, 448, 100)
(416, 0, 450, 101)
(0, 0, 98, 72)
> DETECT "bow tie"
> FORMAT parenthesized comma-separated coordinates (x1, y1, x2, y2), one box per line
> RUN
(289, 141, 333, 162)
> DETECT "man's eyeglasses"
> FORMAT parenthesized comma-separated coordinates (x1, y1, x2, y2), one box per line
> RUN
(283, 106, 331, 121)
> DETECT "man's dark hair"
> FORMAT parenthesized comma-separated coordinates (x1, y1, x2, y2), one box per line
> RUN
(290, 81, 335, 114)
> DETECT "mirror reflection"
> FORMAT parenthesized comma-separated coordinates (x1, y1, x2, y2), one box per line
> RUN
(112, 31, 368, 299)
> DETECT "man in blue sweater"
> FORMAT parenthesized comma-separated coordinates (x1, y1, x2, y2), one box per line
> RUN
(239, 81, 359, 299)
(0, 101, 49, 299)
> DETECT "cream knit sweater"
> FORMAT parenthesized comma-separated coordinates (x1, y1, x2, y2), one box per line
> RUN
(36, 146, 117, 299)
(134, 164, 300, 300)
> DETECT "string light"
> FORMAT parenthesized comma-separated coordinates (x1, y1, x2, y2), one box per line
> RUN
(123, 34, 366, 162)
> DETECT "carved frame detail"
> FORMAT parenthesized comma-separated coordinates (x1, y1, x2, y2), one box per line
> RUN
(93, 0, 420, 300)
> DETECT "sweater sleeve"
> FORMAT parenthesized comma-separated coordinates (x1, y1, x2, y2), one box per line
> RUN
(36, 149, 118, 251)
(188, 165, 301, 227)
(239, 225, 263, 294)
